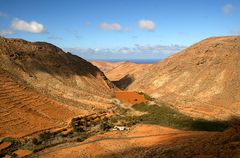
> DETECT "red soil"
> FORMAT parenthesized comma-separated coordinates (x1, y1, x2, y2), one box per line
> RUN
(0, 69, 82, 138)
(13, 149, 32, 158)
(0, 142, 12, 150)
(115, 91, 146, 104)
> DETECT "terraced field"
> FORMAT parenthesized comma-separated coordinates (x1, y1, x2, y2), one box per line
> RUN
(0, 69, 82, 138)
(115, 91, 146, 104)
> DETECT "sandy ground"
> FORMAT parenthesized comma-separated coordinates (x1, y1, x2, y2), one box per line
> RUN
(0, 142, 12, 150)
(35, 124, 211, 158)
(13, 149, 32, 157)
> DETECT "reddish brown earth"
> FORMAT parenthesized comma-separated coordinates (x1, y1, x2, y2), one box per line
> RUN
(0, 68, 82, 138)
(1, 35, 240, 157)
(36, 124, 240, 158)
(115, 91, 146, 104)
(126, 36, 240, 120)
(12, 149, 32, 157)
(0, 36, 115, 137)
(0, 142, 11, 151)
(0, 37, 115, 114)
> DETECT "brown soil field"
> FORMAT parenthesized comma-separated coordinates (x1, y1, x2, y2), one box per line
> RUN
(0, 142, 12, 151)
(13, 149, 32, 157)
(0, 68, 83, 138)
(34, 124, 240, 158)
(115, 91, 146, 104)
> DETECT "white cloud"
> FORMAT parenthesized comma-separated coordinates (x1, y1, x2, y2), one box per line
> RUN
(223, 4, 233, 15)
(66, 44, 186, 55)
(11, 19, 47, 33)
(0, 29, 15, 35)
(99, 22, 122, 31)
(138, 20, 156, 31)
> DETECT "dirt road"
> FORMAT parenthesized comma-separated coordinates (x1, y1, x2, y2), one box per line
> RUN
(31, 125, 210, 158)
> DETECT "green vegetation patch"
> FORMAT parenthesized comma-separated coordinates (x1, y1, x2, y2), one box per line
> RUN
(137, 92, 155, 101)
(0, 137, 21, 157)
(132, 103, 229, 131)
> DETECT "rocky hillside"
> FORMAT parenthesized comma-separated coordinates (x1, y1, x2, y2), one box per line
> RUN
(0, 36, 115, 114)
(0, 68, 82, 138)
(90, 60, 125, 75)
(127, 36, 240, 120)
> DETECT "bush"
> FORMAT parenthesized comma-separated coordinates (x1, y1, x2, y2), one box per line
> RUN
(39, 131, 53, 141)
(132, 102, 229, 131)
(138, 92, 155, 101)
(73, 126, 85, 132)
(32, 137, 40, 145)
(100, 121, 112, 131)
(76, 134, 88, 142)
(0, 137, 20, 157)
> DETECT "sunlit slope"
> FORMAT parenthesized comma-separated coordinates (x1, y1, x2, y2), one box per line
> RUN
(128, 36, 240, 120)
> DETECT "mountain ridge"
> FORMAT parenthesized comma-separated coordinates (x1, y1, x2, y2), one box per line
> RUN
(126, 36, 240, 120)
(0, 36, 115, 137)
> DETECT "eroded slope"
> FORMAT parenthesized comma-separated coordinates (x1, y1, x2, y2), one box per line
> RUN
(91, 61, 151, 81)
(0, 68, 82, 138)
(0, 37, 115, 113)
(127, 36, 240, 120)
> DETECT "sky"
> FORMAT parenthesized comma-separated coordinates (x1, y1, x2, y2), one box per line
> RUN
(0, 0, 239, 60)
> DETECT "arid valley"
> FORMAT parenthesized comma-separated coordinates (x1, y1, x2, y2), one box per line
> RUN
(1, 1, 240, 158)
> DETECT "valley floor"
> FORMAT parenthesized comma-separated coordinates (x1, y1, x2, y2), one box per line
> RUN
(33, 124, 240, 158)
(33, 124, 210, 157)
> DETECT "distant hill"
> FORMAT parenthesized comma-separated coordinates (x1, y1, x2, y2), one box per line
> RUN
(90, 60, 126, 75)
(127, 36, 240, 120)
(91, 60, 151, 81)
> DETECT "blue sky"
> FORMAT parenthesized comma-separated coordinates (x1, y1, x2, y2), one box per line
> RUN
(0, 0, 239, 60)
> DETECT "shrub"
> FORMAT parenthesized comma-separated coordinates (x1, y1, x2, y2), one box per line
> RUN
(76, 134, 88, 142)
(73, 126, 85, 132)
(100, 121, 112, 131)
(138, 92, 155, 101)
(132, 102, 229, 131)
(32, 137, 40, 145)
(39, 131, 53, 141)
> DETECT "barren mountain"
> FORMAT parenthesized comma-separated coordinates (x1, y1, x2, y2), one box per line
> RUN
(91, 60, 151, 81)
(90, 60, 125, 74)
(0, 36, 115, 137)
(0, 68, 82, 138)
(127, 36, 240, 120)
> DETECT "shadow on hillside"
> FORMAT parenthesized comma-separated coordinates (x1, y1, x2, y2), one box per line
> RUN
(0, 37, 108, 78)
(112, 74, 134, 90)
(131, 103, 232, 132)
(100, 117, 240, 158)
(6, 49, 104, 78)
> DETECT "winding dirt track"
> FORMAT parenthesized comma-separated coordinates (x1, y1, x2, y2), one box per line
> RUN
(32, 125, 210, 158)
